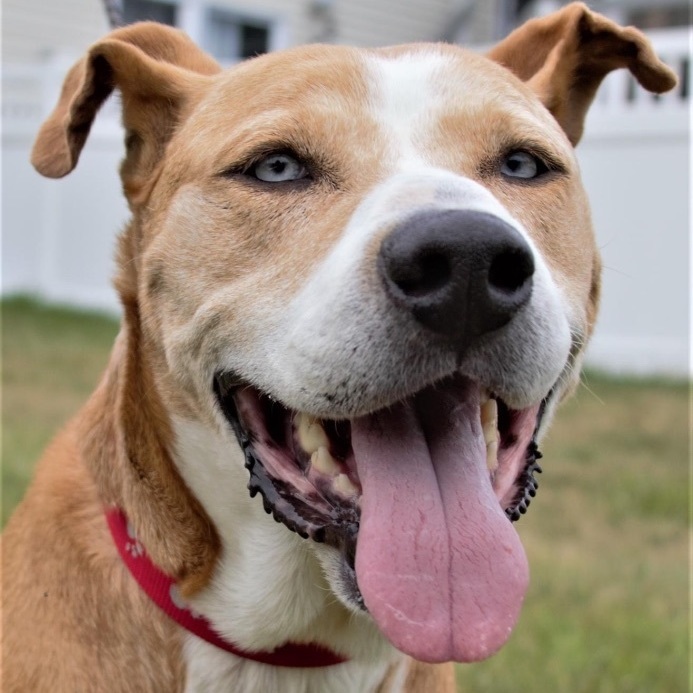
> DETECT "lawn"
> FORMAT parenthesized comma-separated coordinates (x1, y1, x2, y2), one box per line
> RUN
(2, 296, 688, 691)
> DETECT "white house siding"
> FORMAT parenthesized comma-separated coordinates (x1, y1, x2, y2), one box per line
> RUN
(2, 0, 110, 63)
(333, 0, 455, 47)
(175, 0, 462, 51)
(1, 0, 463, 65)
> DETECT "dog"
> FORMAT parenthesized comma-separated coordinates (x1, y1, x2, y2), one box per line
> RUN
(2, 4, 675, 691)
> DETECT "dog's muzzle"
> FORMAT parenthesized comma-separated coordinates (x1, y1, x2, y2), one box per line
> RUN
(212, 207, 550, 664)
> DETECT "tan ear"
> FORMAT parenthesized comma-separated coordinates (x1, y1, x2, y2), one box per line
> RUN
(488, 2, 677, 145)
(31, 22, 220, 183)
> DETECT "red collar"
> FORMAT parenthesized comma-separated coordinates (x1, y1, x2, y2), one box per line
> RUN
(105, 508, 347, 668)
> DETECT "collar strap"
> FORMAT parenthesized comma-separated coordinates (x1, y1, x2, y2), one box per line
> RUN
(105, 508, 347, 668)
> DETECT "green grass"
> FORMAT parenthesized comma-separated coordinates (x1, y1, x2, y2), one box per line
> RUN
(2, 296, 119, 523)
(2, 297, 689, 691)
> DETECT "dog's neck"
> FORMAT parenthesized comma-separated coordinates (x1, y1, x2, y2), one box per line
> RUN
(105, 507, 348, 667)
(80, 338, 401, 691)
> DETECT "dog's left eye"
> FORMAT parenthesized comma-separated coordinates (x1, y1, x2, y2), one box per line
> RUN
(252, 153, 308, 183)
(501, 151, 548, 180)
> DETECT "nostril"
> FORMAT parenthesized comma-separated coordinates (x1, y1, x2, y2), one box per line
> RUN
(488, 248, 534, 295)
(392, 251, 452, 298)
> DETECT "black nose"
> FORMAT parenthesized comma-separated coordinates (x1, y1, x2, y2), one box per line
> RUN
(378, 209, 534, 348)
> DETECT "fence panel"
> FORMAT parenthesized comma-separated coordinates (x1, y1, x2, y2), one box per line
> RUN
(577, 27, 690, 377)
(2, 56, 128, 313)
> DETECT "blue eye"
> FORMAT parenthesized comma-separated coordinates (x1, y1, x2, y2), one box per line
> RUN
(501, 151, 547, 180)
(252, 153, 307, 183)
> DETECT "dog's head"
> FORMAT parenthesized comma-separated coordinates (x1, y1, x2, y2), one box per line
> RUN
(33, 3, 675, 664)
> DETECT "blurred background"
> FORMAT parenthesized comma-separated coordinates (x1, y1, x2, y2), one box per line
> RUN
(1, 1, 690, 691)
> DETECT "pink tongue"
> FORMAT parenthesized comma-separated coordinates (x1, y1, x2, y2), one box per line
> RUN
(351, 380, 529, 663)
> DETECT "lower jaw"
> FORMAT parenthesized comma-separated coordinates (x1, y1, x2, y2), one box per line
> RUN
(214, 373, 545, 600)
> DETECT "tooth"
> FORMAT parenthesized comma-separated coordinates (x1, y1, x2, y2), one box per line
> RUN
(297, 413, 330, 454)
(333, 473, 358, 497)
(486, 440, 499, 473)
(481, 399, 499, 473)
(480, 399, 498, 445)
(311, 446, 340, 477)
(480, 389, 490, 405)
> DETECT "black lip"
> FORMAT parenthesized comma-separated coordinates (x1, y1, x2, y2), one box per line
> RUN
(213, 374, 365, 608)
(213, 375, 360, 551)
(213, 374, 546, 566)
(504, 415, 544, 521)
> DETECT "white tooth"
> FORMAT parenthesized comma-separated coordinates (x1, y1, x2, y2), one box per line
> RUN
(480, 389, 490, 405)
(486, 440, 499, 473)
(311, 446, 340, 477)
(480, 399, 498, 445)
(333, 473, 358, 497)
(297, 413, 330, 454)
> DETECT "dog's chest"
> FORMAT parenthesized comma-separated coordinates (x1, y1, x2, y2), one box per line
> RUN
(183, 636, 401, 693)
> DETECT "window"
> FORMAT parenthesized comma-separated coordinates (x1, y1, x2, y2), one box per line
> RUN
(122, 0, 176, 26)
(120, 1, 275, 63)
(206, 10, 270, 61)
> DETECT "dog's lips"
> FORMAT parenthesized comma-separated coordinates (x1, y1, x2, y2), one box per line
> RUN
(213, 374, 544, 662)
(215, 380, 363, 552)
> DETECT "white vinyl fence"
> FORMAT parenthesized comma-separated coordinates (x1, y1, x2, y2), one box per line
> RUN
(2, 56, 128, 313)
(576, 27, 690, 377)
(2, 28, 690, 376)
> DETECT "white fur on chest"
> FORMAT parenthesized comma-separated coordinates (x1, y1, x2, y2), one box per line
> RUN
(172, 417, 399, 692)
(183, 636, 402, 693)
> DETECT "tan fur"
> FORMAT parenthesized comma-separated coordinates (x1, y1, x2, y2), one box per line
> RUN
(3, 6, 675, 691)
(2, 417, 186, 691)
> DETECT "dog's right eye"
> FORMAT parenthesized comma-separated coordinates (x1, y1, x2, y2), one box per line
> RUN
(501, 151, 548, 180)
(251, 153, 308, 183)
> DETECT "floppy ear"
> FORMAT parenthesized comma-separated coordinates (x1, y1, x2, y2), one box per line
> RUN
(487, 2, 677, 145)
(31, 22, 220, 193)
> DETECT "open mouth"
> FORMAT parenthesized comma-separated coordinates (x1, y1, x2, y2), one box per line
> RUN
(214, 373, 545, 663)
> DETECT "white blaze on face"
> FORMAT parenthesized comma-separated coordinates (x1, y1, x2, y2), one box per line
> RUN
(367, 51, 451, 169)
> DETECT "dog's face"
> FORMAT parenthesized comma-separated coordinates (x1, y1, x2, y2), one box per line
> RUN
(144, 47, 590, 663)
(32, 4, 675, 665)
(152, 44, 590, 410)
